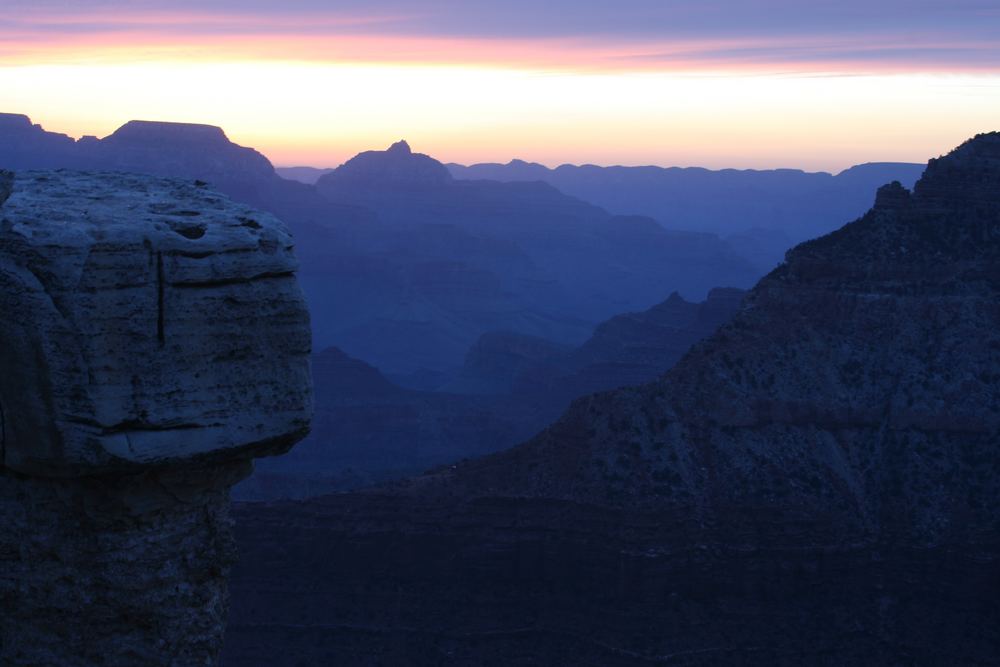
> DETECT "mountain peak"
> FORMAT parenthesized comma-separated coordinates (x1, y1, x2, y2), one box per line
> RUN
(387, 140, 412, 155)
(318, 140, 452, 190)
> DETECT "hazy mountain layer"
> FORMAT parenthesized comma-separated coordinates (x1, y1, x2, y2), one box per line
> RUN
(313, 141, 760, 371)
(449, 158, 926, 269)
(0, 115, 759, 374)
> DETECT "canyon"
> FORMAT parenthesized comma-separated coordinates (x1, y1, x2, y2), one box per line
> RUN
(223, 134, 1000, 665)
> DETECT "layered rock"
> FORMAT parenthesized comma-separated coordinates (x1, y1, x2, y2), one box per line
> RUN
(0, 171, 312, 665)
(225, 134, 1000, 664)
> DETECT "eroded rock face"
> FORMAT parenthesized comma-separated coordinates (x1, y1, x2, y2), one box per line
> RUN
(0, 171, 312, 666)
(0, 171, 311, 475)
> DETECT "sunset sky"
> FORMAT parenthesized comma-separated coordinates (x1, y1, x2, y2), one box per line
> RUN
(1, 0, 998, 171)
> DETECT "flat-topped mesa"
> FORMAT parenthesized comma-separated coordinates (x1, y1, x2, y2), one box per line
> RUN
(0, 170, 312, 666)
(88, 120, 277, 182)
(0, 113, 33, 132)
(106, 120, 232, 145)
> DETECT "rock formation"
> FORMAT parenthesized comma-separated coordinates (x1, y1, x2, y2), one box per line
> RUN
(224, 134, 1000, 665)
(0, 171, 312, 666)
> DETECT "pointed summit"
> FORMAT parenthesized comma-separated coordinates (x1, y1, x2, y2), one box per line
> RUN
(317, 140, 452, 191)
(387, 140, 412, 155)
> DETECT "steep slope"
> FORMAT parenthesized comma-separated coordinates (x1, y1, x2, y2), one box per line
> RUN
(225, 134, 1000, 666)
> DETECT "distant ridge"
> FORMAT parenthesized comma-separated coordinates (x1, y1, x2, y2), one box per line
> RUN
(448, 157, 926, 265)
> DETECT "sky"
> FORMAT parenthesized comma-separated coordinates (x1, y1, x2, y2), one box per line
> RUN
(1, 1, 998, 171)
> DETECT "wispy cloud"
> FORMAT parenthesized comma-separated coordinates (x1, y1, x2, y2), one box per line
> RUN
(1, 1, 998, 73)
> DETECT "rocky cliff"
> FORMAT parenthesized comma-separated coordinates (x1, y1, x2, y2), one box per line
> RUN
(224, 134, 1000, 665)
(0, 170, 312, 666)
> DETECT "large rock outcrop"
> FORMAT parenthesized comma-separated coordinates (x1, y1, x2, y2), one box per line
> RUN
(0, 171, 312, 666)
(224, 134, 1000, 665)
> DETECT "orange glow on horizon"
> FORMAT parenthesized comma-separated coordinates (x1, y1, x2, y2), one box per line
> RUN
(1, 8, 998, 171)
(4, 59, 997, 173)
